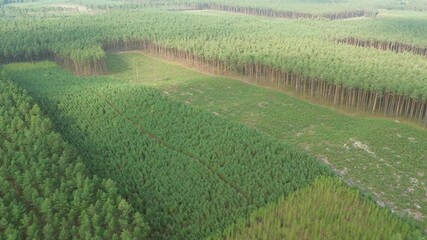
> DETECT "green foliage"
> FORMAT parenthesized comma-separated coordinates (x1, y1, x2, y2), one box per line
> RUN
(3, 61, 332, 239)
(0, 1, 426, 238)
(0, 75, 149, 239)
(0, 10, 426, 96)
(211, 177, 426, 240)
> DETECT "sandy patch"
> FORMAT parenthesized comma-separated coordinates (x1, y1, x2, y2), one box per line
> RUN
(350, 138, 374, 155)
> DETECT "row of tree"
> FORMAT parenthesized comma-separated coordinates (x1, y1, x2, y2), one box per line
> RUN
(337, 37, 427, 58)
(0, 74, 149, 239)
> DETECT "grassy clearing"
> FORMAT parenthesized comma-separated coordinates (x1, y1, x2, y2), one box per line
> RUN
(185, 8, 427, 20)
(106, 52, 427, 226)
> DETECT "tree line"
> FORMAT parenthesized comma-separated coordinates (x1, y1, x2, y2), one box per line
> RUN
(0, 10, 426, 124)
(116, 0, 427, 16)
(169, 2, 376, 20)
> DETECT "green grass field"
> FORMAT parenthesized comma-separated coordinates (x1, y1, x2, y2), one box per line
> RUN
(106, 52, 427, 227)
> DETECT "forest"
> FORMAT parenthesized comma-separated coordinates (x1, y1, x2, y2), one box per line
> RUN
(1, 9, 427, 123)
(0, 0, 426, 239)
(0, 75, 149, 239)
